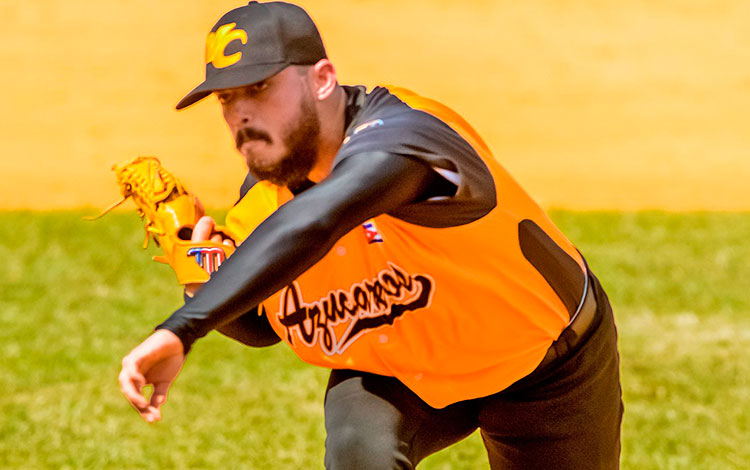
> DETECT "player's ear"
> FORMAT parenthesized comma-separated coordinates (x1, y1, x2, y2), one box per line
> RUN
(310, 59, 338, 101)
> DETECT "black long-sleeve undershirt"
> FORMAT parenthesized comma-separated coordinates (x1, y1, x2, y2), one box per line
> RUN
(215, 305, 280, 347)
(157, 151, 448, 353)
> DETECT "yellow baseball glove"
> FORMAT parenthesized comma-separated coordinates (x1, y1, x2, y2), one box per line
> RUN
(88, 156, 235, 285)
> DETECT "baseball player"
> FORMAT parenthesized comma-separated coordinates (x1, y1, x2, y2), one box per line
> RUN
(118, 2, 623, 468)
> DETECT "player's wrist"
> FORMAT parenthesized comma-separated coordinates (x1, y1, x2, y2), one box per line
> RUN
(154, 322, 194, 355)
(184, 283, 201, 299)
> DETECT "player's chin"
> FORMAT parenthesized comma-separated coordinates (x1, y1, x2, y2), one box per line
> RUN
(244, 156, 288, 181)
(240, 140, 274, 159)
(242, 149, 277, 170)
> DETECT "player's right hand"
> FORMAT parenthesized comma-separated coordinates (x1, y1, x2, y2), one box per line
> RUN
(118, 329, 185, 423)
(184, 215, 235, 297)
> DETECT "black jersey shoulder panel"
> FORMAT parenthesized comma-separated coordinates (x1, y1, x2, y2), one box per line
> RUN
(336, 86, 496, 228)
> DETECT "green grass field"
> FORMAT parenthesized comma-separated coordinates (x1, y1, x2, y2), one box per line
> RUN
(1, 211, 748, 469)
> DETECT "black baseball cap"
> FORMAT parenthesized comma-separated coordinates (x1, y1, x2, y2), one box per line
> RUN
(175, 1, 327, 110)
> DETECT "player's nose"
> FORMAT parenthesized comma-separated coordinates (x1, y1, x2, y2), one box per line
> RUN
(223, 99, 256, 129)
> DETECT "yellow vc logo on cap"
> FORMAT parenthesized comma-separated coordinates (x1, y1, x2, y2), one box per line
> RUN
(205, 23, 248, 69)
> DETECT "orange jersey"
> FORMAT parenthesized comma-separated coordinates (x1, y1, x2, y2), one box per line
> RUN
(225, 85, 587, 408)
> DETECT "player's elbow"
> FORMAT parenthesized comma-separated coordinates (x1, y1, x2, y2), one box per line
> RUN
(296, 210, 344, 251)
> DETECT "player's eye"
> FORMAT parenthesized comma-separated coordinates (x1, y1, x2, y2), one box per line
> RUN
(245, 81, 268, 95)
(216, 91, 233, 105)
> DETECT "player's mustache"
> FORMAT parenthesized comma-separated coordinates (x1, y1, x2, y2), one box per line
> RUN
(236, 127, 272, 149)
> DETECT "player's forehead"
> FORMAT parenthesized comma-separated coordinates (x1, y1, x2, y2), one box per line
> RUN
(213, 65, 308, 95)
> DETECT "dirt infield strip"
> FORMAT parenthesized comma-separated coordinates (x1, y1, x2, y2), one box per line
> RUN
(1, 0, 748, 210)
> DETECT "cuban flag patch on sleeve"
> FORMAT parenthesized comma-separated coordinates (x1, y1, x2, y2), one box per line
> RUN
(362, 219, 384, 244)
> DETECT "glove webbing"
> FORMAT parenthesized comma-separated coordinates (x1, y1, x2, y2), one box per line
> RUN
(86, 156, 187, 248)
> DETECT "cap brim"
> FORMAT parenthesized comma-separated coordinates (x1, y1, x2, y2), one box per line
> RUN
(175, 62, 290, 110)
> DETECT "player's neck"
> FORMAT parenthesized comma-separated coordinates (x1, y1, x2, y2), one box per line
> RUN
(308, 86, 347, 183)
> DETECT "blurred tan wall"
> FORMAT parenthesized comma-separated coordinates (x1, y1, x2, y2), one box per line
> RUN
(1, 0, 749, 210)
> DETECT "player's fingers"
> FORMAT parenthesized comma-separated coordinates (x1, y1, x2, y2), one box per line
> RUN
(144, 387, 166, 422)
(118, 364, 149, 412)
(210, 233, 223, 244)
(120, 372, 162, 422)
(150, 381, 171, 410)
(223, 238, 235, 247)
(142, 406, 162, 423)
(191, 216, 215, 242)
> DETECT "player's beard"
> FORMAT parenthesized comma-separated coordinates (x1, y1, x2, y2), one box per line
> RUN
(237, 91, 321, 189)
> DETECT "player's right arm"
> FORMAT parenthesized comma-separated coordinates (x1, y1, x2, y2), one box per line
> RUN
(118, 151, 444, 422)
(185, 215, 281, 347)
(156, 150, 446, 353)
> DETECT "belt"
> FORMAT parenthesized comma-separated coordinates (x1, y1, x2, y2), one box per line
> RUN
(537, 275, 599, 369)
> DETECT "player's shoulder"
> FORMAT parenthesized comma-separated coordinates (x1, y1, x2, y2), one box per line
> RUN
(336, 86, 497, 228)
(338, 85, 471, 162)
(344, 85, 453, 134)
